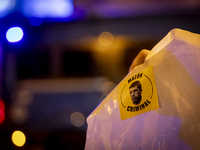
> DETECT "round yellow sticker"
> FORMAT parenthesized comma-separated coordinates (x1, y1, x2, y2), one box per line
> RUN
(119, 66, 159, 120)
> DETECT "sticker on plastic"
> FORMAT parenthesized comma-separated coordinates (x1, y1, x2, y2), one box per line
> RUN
(119, 66, 159, 120)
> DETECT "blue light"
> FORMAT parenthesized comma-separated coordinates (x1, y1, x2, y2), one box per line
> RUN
(6, 27, 24, 43)
(0, 0, 16, 18)
(29, 18, 43, 27)
(23, 0, 74, 18)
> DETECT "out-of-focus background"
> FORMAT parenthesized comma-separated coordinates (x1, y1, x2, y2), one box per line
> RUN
(0, 0, 200, 149)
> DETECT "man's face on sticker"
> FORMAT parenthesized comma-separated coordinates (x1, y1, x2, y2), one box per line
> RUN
(129, 86, 142, 105)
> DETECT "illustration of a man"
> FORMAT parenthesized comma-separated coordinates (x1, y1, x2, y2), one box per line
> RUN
(129, 81, 142, 105)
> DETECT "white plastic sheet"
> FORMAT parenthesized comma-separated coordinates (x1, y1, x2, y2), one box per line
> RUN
(85, 28, 200, 150)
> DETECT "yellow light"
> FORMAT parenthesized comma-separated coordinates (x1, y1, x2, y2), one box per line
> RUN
(11, 130, 26, 147)
(98, 32, 114, 46)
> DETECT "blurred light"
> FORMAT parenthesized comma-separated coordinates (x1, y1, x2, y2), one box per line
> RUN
(0, 0, 16, 18)
(0, 0, 11, 11)
(101, 81, 116, 96)
(23, 0, 74, 18)
(0, 99, 5, 112)
(10, 90, 31, 124)
(15, 89, 33, 106)
(0, 109, 5, 124)
(10, 106, 29, 124)
(12, 130, 26, 147)
(6, 27, 24, 43)
(99, 32, 114, 46)
(70, 112, 85, 127)
(0, 99, 5, 124)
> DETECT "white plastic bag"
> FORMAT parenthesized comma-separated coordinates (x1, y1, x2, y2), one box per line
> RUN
(85, 28, 200, 150)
